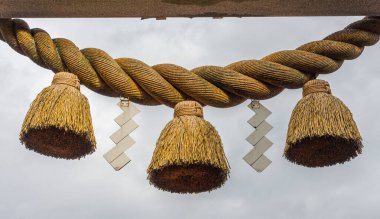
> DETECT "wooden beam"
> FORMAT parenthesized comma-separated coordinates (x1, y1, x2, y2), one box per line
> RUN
(0, 0, 379, 18)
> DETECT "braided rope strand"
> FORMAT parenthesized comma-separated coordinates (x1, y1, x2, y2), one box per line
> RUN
(0, 17, 379, 107)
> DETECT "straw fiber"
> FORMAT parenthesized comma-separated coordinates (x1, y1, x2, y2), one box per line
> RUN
(147, 101, 230, 193)
(285, 79, 362, 167)
(20, 72, 96, 159)
(1, 17, 379, 107)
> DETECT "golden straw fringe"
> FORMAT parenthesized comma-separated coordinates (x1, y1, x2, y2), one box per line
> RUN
(20, 72, 96, 159)
(285, 79, 362, 167)
(147, 101, 230, 193)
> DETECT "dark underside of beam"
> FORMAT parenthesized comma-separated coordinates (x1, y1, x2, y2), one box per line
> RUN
(0, 0, 379, 18)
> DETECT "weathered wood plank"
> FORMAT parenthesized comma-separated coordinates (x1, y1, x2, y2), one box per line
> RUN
(0, 0, 379, 18)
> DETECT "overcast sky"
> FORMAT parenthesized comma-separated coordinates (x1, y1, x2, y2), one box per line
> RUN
(0, 16, 379, 219)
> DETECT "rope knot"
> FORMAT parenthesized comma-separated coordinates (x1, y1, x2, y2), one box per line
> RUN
(174, 101, 203, 118)
(52, 72, 80, 90)
(303, 79, 331, 97)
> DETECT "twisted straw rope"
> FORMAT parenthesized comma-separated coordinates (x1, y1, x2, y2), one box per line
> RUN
(1, 17, 380, 108)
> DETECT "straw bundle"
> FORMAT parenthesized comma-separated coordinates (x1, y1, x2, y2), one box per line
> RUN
(285, 79, 362, 167)
(20, 72, 96, 159)
(147, 101, 230, 193)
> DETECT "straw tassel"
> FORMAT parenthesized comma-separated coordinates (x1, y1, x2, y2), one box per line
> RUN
(20, 72, 96, 159)
(284, 79, 362, 167)
(147, 100, 230, 194)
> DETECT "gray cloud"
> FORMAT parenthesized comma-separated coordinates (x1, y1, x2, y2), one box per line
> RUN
(0, 17, 379, 219)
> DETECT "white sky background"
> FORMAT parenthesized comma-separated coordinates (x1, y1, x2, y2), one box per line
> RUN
(0, 17, 380, 218)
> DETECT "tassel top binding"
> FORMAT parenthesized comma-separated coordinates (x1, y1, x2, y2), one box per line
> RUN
(174, 100, 203, 118)
(52, 72, 80, 90)
(302, 79, 331, 97)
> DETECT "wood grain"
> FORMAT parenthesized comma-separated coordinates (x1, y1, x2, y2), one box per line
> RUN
(0, 0, 379, 18)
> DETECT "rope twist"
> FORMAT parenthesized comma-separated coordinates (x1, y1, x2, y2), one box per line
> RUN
(1, 17, 379, 107)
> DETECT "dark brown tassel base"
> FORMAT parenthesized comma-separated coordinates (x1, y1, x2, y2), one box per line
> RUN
(22, 127, 94, 160)
(285, 136, 362, 168)
(149, 164, 226, 194)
